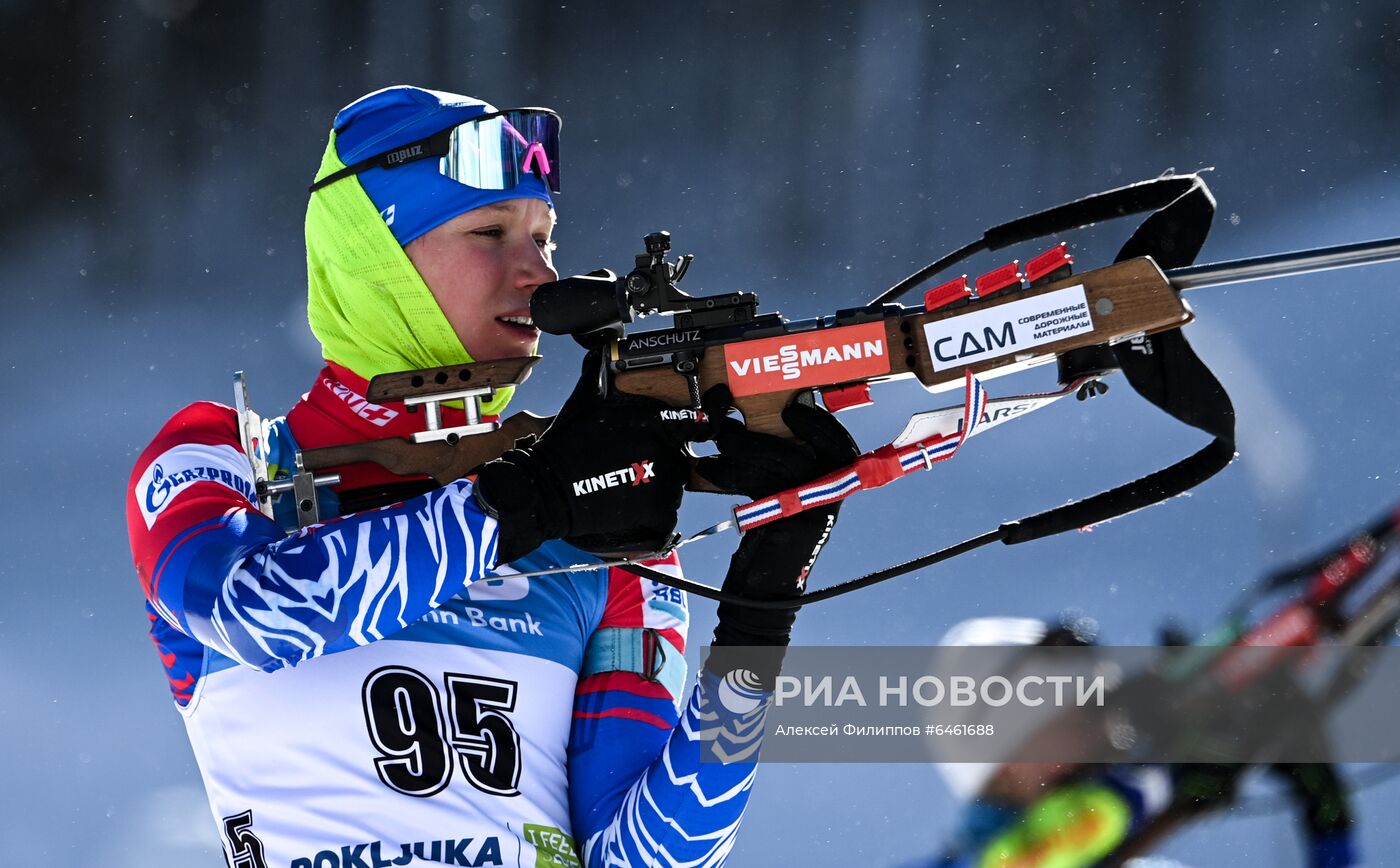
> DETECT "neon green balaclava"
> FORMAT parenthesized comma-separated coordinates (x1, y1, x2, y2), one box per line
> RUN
(304, 132, 519, 416)
(978, 783, 1131, 868)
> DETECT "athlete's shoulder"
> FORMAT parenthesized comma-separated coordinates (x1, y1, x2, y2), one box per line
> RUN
(128, 400, 248, 509)
(127, 399, 271, 624)
(126, 399, 267, 567)
(135, 400, 241, 465)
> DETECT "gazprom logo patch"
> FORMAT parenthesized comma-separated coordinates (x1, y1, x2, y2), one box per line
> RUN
(137, 443, 258, 528)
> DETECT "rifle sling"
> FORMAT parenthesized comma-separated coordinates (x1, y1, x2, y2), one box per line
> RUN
(1003, 173, 1235, 543)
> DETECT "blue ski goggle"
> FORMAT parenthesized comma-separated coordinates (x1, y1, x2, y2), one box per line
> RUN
(309, 107, 562, 194)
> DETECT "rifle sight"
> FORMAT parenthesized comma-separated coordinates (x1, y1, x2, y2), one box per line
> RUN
(532, 231, 759, 337)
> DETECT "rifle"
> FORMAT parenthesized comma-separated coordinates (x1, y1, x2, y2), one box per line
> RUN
(1099, 504, 1400, 866)
(936, 504, 1400, 867)
(244, 173, 1400, 604)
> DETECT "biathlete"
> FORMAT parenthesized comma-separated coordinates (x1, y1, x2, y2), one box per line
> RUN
(126, 85, 856, 868)
(925, 617, 1355, 868)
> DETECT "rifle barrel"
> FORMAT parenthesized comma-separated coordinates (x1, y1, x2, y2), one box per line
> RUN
(1167, 236, 1400, 292)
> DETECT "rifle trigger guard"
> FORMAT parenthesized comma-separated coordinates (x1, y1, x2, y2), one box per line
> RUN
(674, 353, 702, 408)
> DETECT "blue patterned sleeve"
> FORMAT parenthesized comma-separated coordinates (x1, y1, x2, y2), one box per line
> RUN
(188, 482, 496, 671)
(570, 666, 775, 867)
(127, 409, 500, 673)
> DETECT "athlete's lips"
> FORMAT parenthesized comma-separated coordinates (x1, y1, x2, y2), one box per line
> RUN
(495, 312, 540, 340)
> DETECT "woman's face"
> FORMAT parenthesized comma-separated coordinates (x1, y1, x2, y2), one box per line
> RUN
(405, 198, 558, 361)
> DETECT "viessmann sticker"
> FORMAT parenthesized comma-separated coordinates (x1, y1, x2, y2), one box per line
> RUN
(723, 321, 890, 397)
(923, 285, 1094, 372)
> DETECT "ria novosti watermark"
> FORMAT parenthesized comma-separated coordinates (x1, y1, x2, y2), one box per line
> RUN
(698, 645, 1400, 764)
(775, 672, 1107, 709)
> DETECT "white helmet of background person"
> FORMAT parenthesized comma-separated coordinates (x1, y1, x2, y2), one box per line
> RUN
(932, 614, 1101, 802)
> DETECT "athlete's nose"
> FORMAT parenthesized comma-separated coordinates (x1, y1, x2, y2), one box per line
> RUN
(516, 240, 558, 298)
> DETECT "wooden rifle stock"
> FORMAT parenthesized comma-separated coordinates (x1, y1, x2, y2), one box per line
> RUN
(300, 413, 551, 485)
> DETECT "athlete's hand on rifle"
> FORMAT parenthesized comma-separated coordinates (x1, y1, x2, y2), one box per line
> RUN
(697, 399, 859, 656)
(476, 351, 728, 562)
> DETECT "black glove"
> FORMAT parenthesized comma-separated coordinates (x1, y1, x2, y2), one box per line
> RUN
(696, 399, 859, 653)
(476, 352, 727, 562)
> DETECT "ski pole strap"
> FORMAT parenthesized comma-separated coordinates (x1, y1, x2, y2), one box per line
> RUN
(1000, 173, 1237, 544)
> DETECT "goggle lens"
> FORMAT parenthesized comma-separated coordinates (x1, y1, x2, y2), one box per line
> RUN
(309, 107, 562, 194)
(443, 110, 561, 193)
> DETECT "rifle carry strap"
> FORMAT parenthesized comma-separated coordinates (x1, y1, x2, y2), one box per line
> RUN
(1002, 173, 1235, 543)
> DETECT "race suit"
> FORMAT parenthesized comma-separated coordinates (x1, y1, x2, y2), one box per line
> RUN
(126, 363, 769, 868)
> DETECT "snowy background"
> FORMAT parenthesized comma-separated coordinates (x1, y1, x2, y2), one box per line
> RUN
(2, 1, 1398, 865)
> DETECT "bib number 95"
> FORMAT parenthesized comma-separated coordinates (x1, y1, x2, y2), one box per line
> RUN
(361, 666, 522, 798)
